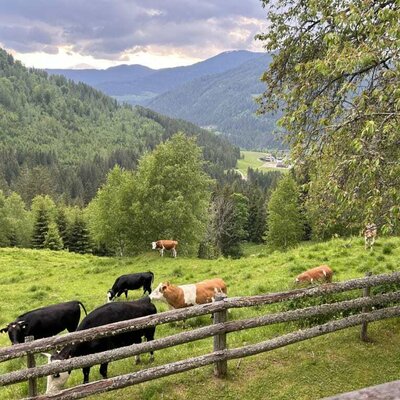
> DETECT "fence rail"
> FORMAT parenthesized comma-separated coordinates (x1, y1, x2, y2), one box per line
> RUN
(1, 271, 400, 399)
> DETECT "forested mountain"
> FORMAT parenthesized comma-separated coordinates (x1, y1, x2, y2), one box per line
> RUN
(148, 55, 282, 149)
(46, 51, 281, 150)
(47, 51, 263, 104)
(0, 48, 239, 205)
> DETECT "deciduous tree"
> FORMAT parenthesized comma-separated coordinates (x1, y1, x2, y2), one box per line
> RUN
(257, 0, 400, 234)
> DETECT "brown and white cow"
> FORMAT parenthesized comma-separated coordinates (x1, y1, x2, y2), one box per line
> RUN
(364, 223, 377, 250)
(295, 265, 333, 284)
(149, 278, 227, 309)
(151, 240, 178, 258)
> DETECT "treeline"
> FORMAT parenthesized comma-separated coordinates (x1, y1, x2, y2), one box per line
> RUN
(0, 134, 283, 257)
(0, 48, 239, 205)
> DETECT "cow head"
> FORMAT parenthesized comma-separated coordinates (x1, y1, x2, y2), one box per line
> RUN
(2, 321, 27, 344)
(151, 242, 157, 250)
(44, 351, 71, 394)
(107, 289, 115, 303)
(149, 282, 170, 302)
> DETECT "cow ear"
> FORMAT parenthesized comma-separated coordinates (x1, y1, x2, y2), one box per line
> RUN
(0, 326, 9, 333)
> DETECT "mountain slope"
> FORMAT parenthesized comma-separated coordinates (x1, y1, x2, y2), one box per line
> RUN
(46, 50, 263, 100)
(46, 50, 282, 150)
(0, 48, 239, 204)
(148, 55, 283, 149)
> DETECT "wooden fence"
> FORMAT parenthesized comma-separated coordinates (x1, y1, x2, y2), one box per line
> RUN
(1, 271, 400, 399)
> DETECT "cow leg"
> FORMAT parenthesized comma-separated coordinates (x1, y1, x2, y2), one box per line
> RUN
(160, 248, 164, 257)
(124, 289, 128, 299)
(145, 328, 155, 362)
(99, 363, 108, 379)
(135, 355, 141, 364)
(172, 248, 177, 258)
(82, 367, 91, 384)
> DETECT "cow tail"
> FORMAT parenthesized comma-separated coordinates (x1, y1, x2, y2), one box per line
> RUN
(78, 301, 88, 316)
(149, 271, 154, 283)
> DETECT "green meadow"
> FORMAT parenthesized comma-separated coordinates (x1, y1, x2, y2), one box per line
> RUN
(236, 151, 288, 176)
(1, 237, 400, 399)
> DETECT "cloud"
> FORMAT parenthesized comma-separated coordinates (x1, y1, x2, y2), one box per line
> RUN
(0, 0, 267, 60)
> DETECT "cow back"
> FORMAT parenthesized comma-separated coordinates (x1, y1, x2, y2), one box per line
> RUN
(71, 298, 156, 356)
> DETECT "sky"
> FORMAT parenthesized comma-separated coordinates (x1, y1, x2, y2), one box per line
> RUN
(0, 0, 268, 70)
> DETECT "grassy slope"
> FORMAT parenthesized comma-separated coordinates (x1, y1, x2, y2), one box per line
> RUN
(0, 237, 399, 399)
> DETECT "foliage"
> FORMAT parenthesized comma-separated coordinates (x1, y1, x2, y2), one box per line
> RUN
(257, 0, 400, 235)
(266, 174, 304, 250)
(31, 206, 49, 249)
(87, 166, 135, 256)
(67, 214, 91, 254)
(43, 222, 63, 251)
(209, 189, 249, 258)
(246, 186, 267, 243)
(129, 133, 214, 255)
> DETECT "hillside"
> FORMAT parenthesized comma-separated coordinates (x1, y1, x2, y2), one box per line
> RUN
(0, 48, 239, 204)
(148, 55, 282, 149)
(46, 51, 282, 150)
(1, 237, 400, 399)
(46, 51, 263, 103)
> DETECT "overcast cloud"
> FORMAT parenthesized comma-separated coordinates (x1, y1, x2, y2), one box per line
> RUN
(0, 0, 267, 66)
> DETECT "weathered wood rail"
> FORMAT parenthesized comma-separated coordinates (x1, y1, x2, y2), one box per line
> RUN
(1, 271, 400, 400)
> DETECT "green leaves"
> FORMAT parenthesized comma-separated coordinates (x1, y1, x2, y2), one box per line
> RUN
(258, 0, 400, 234)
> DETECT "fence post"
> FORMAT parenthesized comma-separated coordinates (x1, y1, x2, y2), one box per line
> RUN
(25, 335, 37, 397)
(360, 272, 373, 342)
(213, 292, 228, 378)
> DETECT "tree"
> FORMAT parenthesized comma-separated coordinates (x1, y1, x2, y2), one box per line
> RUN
(266, 174, 304, 250)
(210, 190, 249, 258)
(31, 206, 49, 249)
(87, 166, 135, 256)
(257, 0, 400, 233)
(31, 195, 57, 249)
(44, 222, 63, 250)
(55, 207, 69, 248)
(4, 192, 32, 247)
(131, 133, 213, 255)
(68, 215, 91, 254)
(246, 186, 266, 243)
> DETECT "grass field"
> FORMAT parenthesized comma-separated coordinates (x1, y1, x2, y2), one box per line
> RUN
(1, 237, 400, 399)
(236, 151, 287, 176)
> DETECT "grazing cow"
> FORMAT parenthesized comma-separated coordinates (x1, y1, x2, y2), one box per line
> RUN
(107, 272, 154, 302)
(151, 240, 178, 258)
(295, 265, 333, 284)
(0, 301, 87, 345)
(46, 296, 157, 394)
(364, 223, 377, 250)
(149, 278, 227, 309)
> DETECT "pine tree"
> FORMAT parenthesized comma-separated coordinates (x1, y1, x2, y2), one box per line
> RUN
(68, 216, 91, 254)
(44, 222, 63, 250)
(31, 206, 49, 249)
(55, 208, 68, 249)
(246, 186, 266, 243)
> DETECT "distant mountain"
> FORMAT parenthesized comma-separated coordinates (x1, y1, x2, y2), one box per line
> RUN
(46, 50, 282, 149)
(148, 55, 282, 149)
(47, 50, 263, 102)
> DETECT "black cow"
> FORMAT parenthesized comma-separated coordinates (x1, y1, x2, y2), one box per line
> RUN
(45, 296, 157, 394)
(0, 301, 87, 345)
(107, 271, 154, 302)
